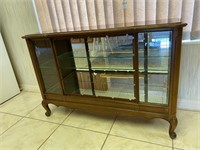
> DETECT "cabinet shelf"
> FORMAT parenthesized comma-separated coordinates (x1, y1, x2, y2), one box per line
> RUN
(59, 51, 170, 59)
(39, 66, 168, 74)
(74, 51, 134, 58)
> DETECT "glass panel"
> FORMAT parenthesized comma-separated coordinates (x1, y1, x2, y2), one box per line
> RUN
(71, 39, 89, 70)
(138, 31, 171, 104)
(139, 56, 169, 73)
(54, 39, 80, 95)
(88, 36, 134, 71)
(70, 36, 134, 71)
(63, 71, 81, 94)
(33, 39, 62, 94)
(88, 35, 135, 100)
(76, 72, 93, 95)
(58, 36, 135, 100)
(139, 74, 168, 104)
(74, 71, 135, 100)
(93, 72, 134, 100)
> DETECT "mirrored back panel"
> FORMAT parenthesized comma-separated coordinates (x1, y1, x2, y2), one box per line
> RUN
(33, 39, 62, 94)
(53, 35, 136, 101)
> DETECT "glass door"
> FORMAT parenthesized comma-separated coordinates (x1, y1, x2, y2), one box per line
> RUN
(32, 39, 62, 94)
(86, 35, 135, 100)
(54, 35, 138, 101)
(138, 31, 172, 104)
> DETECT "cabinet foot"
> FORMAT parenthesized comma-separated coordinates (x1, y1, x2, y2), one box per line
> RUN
(42, 101, 51, 117)
(169, 117, 177, 139)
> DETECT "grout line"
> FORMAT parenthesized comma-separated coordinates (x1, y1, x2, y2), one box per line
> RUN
(100, 115, 117, 150)
(23, 116, 60, 125)
(0, 104, 40, 136)
(0, 111, 25, 118)
(0, 93, 43, 136)
(61, 109, 75, 123)
(61, 124, 107, 135)
(36, 122, 60, 150)
(25, 105, 74, 125)
(172, 140, 184, 150)
(37, 109, 74, 150)
(0, 104, 48, 137)
(0, 102, 42, 119)
(0, 117, 24, 137)
(25, 103, 42, 117)
(60, 109, 109, 135)
(62, 109, 75, 122)
(108, 133, 173, 149)
(172, 147, 184, 150)
(24, 107, 74, 125)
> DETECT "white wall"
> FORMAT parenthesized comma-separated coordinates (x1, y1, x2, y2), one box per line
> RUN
(178, 42, 200, 110)
(0, 0, 40, 92)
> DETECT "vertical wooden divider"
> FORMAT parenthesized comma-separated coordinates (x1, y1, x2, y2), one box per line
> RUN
(84, 38, 95, 96)
(144, 33, 149, 102)
(133, 33, 139, 103)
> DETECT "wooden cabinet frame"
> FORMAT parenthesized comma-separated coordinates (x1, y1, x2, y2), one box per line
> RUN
(23, 22, 187, 139)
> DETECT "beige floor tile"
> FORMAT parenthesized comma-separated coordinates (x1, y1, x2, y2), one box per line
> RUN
(0, 92, 41, 116)
(63, 110, 115, 133)
(39, 125, 107, 150)
(26, 104, 72, 124)
(110, 116, 172, 147)
(0, 118, 58, 150)
(103, 135, 172, 150)
(0, 112, 22, 135)
(173, 110, 200, 150)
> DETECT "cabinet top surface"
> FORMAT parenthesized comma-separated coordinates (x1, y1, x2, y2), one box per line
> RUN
(22, 22, 187, 39)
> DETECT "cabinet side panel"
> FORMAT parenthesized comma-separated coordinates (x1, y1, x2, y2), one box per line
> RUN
(169, 27, 183, 116)
(29, 39, 63, 94)
(25, 39, 46, 99)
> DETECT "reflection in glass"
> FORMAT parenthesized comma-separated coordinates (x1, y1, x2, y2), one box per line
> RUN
(34, 39, 62, 94)
(139, 74, 168, 104)
(71, 40, 89, 70)
(49, 33, 172, 104)
(70, 71, 135, 100)
(54, 39, 80, 95)
(70, 36, 134, 71)
(64, 36, 136, 100)
(138, 31, 171, 104)
(88, 36, 134, 71)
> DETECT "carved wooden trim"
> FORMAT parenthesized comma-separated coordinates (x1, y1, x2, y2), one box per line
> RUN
(169, 116, 178, 139)
(42, 100, 51, 117)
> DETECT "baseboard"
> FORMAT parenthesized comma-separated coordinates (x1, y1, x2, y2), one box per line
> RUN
(20, 84, 40, 92)
(177, 99, 200, 111)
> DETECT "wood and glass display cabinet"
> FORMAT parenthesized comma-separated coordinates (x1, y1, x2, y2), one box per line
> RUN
(23, 22, 187, 139)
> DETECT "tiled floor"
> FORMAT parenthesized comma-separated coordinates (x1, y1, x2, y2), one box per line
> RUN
(0, 92, 199, 150)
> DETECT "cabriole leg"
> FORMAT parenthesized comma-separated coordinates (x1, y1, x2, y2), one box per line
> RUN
(42, 100, 51, 117)
(169, 117, 178, 139)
